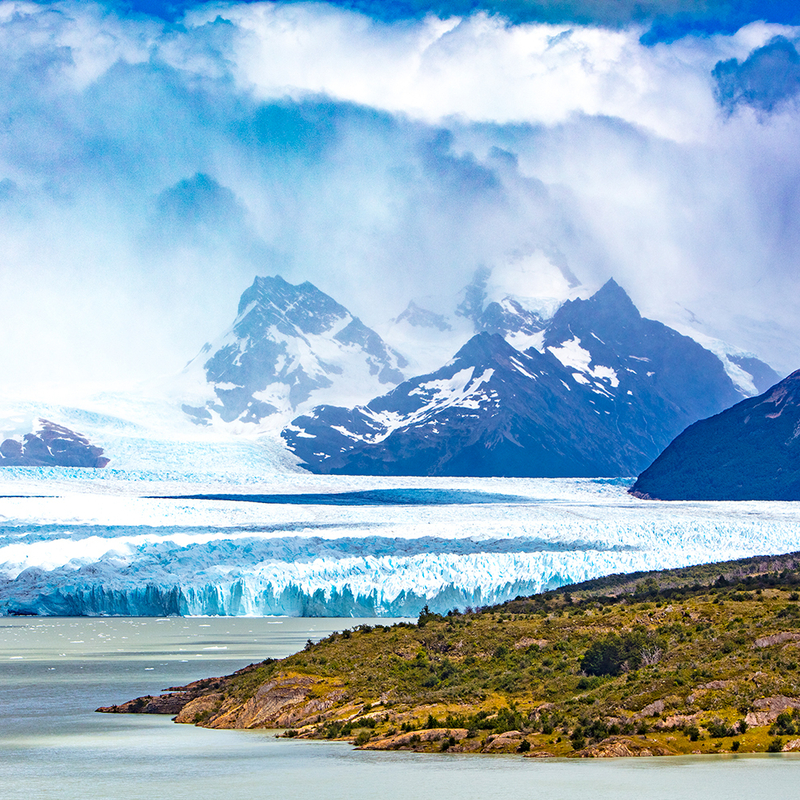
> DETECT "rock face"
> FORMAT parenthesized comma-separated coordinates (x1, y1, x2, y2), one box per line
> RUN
(181, 275, 407, 425)
(630, 370, 800, 500)
(283, 281, 750, 477)
(0, 419, 109, 468)
(97, 665, 264, 717)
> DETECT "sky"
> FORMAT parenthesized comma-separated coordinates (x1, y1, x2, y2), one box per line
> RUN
(1, 0, 800, 396)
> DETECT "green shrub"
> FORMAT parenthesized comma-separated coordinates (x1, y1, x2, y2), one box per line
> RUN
(767, 737, 784, 753)
(353, 730, 372, 746)
(570, 729, 586, 750)
(706, 719, 736, 738)
(580, 629, 663, 676)
(770, 712, 797, 736)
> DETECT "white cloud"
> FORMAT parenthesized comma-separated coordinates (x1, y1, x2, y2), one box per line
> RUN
(0, 0, 797, 394)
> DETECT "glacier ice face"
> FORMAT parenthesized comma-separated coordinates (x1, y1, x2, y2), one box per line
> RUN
(2, 469, 800, 617)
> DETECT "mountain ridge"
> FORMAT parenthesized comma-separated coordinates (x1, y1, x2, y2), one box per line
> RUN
(631, 368, 800, 500)
(284, 280, 765, 477)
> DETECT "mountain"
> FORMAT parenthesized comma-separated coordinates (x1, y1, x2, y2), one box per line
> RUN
(284, 332, 636, 476)
(180, 276, 407, 426)
(283, 280, 763, 477)
(0, 419, 109, 468)
(540, 278, 745, 447)
(630, 370, 800, 500)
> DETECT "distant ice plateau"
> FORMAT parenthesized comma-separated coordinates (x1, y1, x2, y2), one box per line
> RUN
(2, 468, 799, 617)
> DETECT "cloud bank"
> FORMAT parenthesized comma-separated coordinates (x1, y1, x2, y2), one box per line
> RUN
(0, 1, 798, 397)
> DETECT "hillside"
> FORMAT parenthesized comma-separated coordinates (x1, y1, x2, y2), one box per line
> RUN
(101, 552, 800, 757)
(631, 369, 800, 500)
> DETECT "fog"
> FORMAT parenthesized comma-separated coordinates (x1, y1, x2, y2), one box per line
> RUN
(0, 1, 798, 397)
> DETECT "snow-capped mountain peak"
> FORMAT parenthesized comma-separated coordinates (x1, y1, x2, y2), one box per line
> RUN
(283, 280, 773, 477)
(180, 275, 408, 428)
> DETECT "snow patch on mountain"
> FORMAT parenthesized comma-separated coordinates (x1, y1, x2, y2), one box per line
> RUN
(672, 327, 782, 396)
(547, 337, 614, 384)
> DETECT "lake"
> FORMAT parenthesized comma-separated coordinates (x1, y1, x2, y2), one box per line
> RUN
(1, 616, 799, 800)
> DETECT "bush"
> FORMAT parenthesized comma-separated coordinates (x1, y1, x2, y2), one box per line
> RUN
(518, 739, 531, 753)
(417, 605, 443, 627)
(731, 740, 741, 751)
(580, 629, 663, 676)
(706, 719, 736, 738)
(767, 736, 784, 753)
(770, 712, 797, 736)
(685, 725, 701, 742)
(354, 730, 372, 746)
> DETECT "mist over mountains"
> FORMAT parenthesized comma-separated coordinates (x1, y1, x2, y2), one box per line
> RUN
(0, 1, 799, 396)
(148, 270, 776, 477)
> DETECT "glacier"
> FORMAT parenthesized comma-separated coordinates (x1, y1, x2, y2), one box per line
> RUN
(2, 465, 800, 617)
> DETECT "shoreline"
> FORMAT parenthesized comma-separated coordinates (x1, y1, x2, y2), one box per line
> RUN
(98, 552, 800, 760)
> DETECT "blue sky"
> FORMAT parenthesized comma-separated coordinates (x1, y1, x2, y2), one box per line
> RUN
(2, 1, 800, 393)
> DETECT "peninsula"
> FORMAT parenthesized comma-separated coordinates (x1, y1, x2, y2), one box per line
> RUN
(100, 553, 800, 757)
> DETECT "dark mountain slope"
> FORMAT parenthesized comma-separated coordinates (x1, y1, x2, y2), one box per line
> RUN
(284, 332, 632, 477)
(631, 370, 800, 500)
(284, 281, 754, 477)
(0, 420, 109, 468)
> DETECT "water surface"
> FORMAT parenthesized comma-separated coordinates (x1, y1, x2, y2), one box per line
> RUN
(1, 617, 798, 800)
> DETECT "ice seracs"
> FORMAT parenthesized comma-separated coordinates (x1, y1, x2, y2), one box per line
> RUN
(3, 474, 800, 617)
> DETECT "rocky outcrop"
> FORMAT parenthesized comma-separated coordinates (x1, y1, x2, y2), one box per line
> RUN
(0, 419, 109, 468)
(577, 736, 675, 758)
(97, 692, 197, 715)
(96, 668, 256, 716)
(101, 668, 348, 732)
(754, 632, 800, 648)
(745, 696, 800, 727)
(360, 728, 469, 750)
(179, 673, 347, 729)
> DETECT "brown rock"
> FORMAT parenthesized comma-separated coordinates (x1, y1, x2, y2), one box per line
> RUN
(360, 728, 469, 750)
(754, 633, 800, 648)
(578, 736, 673, 758)
(656, 713, 701, 729)
(698, 680, 733, 690)
(97, 691, 201, 715)
(745, 696, 800, 727)
(514, 637, 548, 649)
(634, 700, 665, 719)
(174, 693, 225, 724)
(483, 731, 524, 751)
(782, 738, 800, 752)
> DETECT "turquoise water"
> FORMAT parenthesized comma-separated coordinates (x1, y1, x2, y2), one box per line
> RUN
(1, 617, 799, 800)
